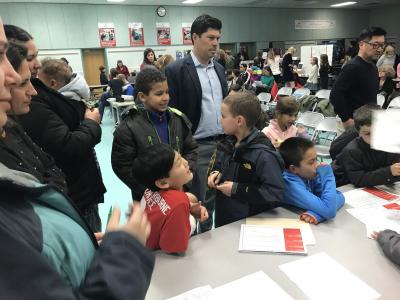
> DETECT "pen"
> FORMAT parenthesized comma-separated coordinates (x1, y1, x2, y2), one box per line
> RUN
(106, 206, 113, 226)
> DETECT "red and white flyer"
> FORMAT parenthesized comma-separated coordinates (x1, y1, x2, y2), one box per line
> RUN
(156, 22, 171, 45)
(98, 22, 116, 47)
(129, 22, 144, 46)
(182, 23, 192, 45)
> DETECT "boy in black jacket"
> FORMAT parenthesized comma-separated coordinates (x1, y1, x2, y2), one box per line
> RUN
(112, 68, 197, 200)
(208, 92, 284, 227)
(332, 104, 400, 187)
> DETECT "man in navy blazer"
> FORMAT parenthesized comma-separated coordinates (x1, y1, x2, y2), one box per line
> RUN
(166, 15, 228, 232)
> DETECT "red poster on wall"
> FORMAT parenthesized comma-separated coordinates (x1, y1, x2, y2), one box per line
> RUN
(129, 22, 145, 46)
(98, 23, 116, 47)
(156, 22, 171, 45)
(182, 23, 192, 45)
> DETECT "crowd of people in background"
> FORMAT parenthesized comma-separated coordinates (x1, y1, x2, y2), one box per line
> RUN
(1, 11, 400, 299)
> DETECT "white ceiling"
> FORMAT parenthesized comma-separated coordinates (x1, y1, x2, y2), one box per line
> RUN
(0, 0, 397, 9)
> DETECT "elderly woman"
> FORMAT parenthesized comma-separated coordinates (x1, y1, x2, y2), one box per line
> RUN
(376, 44, 397, 68)
(378, 64, 396, 108)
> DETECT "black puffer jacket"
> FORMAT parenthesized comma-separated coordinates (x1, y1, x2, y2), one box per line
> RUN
(0, 117, 67, 192)
(212, 129, 285, 227)
(112, 105, 197, 200)
(18, 78, 106, 209)
(332, 137, 400, 187)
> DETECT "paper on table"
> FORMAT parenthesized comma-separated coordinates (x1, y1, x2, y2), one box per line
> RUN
(344, 188, 397, 208)
(239, 224, 307, 255)
(165, 285, 212, 300)
(246, 217, 316, 245)
(208, 271, 294, 300)
(279, 253, 381, 300)
(372, 109, 400, 153)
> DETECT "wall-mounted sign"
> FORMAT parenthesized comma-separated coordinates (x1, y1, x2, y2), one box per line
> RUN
(98, 22, 116, 47)
(182, 23, 192, 45)
(129, 22, 145, 46)
(156, 22, 171, 45)
(295, 20, 336, 30)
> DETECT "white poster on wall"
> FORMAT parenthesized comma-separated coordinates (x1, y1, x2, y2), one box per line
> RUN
(295, 20, 336, 30)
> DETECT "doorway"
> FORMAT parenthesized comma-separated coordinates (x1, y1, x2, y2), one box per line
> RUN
(82, 49, 106, 86)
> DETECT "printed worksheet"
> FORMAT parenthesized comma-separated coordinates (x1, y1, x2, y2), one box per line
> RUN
(239, 224, 307, 255)
(246, 217, 316, 245)
(344, 187, 398, 208)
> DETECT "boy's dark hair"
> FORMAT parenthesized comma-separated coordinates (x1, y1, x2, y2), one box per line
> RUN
(240, 63, 247, 68)
(6, 41, 28, 71)
(359, 27, 386, 42)
(275, 96, 299, 115)
(229, 83, 243, 93)
(223, 91, 261, 128)
(60, 57, 69, 65)
(353, 103, 380, 131)
(320, 54, 329, 66)
(135, 67, 166, 96)
(4, 24, 32, 42)
(110, 68, 118, 78)
(191, 14, 221, 43)
(132, 144, 175, 191)
(279, 137, 315, 169)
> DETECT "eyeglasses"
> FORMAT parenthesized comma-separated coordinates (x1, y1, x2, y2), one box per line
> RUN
(362, 41, 386, 50)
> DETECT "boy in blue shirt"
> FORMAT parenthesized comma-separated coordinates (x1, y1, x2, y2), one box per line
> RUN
(279, 137, 345, 224)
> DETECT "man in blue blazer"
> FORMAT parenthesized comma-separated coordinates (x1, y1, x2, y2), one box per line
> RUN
(166, 14, 228, 232)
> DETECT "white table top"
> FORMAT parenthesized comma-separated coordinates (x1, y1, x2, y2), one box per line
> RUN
(146, 185, 400, 300)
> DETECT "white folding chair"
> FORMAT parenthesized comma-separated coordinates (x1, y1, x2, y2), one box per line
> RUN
(276, 86, 293, 96)
(311, 117, 338, 161)
(387, 96, 400, 110)
(295, 111, 324, 136)
(315, 89, 331, 100)
(257, 92, 272, 112)
(292, 88, 311, 101)
(377, 94, 385, 107)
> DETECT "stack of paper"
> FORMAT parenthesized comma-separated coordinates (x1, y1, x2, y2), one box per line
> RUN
(344, 187, 398, 209)
(239, 224, 307, 255)
(344, 188, 400, 237)
(280, 253, 381, 300)
(246, 217, 316, 245)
